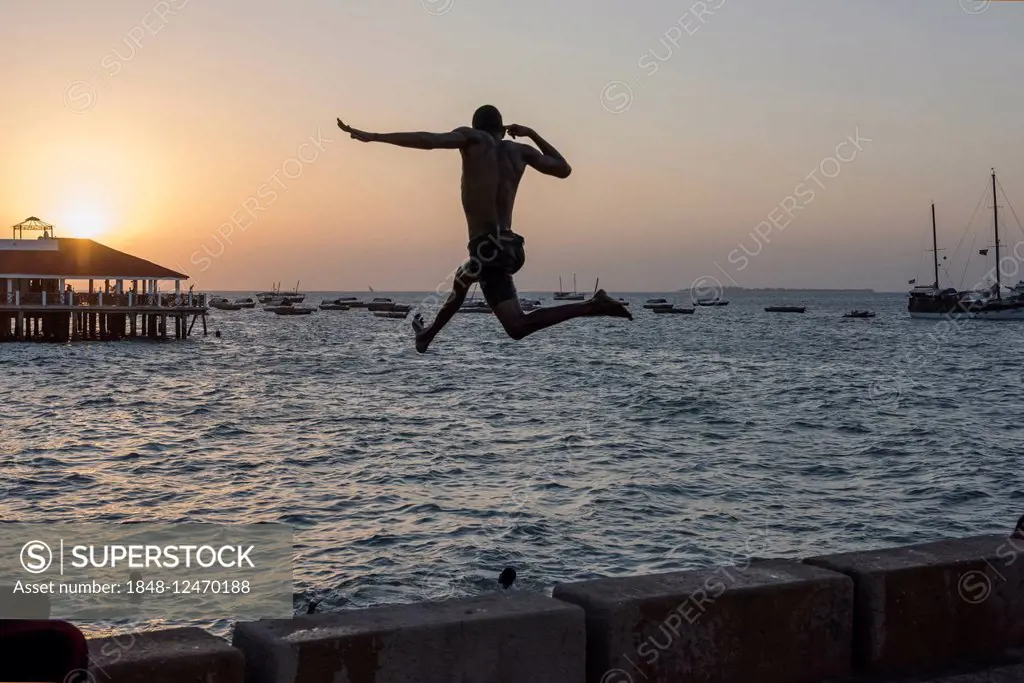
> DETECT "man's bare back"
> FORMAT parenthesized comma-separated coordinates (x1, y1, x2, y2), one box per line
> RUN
(458, 132, 528, 240)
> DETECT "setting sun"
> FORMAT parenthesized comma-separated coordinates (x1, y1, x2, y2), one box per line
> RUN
(58, 204, 111, 240)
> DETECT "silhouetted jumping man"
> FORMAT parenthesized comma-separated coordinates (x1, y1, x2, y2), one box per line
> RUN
(337, 105, 631, 353)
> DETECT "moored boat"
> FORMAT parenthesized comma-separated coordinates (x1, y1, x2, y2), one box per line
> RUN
(765, 306, 806, 313)
(273, 306, 316, 316)
(263, 296, 303, 308)
(373, 310, 410, 319)
(909, 172, 1024, 320)
(553, 274, 585, 300)
(652, 305, 694, 314)
(319, 298, 352, 311)
(461, 300, 492, 313)
(233, 297, 257, 309)
(694, 297, 729, 307)
(210, 297, 243, 311)
(642, 298, 670, 309)
(366, 297, 397, 312)
(843, 310, 876, 318)
(256, 282, 306, 304)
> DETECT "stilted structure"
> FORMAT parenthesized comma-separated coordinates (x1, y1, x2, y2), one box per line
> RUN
(0, 218, 208, 342)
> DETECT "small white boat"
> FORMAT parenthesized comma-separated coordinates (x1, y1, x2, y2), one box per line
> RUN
(642, 298, 670, 309)
(210, 297, 242, 311)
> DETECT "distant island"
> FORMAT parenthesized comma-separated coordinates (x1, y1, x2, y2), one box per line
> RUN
(678, 287, 875, 293)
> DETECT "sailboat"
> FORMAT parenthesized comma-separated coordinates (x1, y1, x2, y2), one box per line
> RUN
(553, 274, 585, 300)
(965, 170, 1024, 319)
(256, 281, 306, 304)
(907, 203, 969, 319)
(908, 170, 1024, 320)
(460, 284, 492, 313)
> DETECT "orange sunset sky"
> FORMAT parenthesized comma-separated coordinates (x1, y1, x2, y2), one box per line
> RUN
(2, 0, 1023, 292)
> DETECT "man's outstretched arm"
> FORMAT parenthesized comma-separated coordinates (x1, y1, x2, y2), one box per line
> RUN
(506, 124, 572, 178)
(338, 119, 479, 150)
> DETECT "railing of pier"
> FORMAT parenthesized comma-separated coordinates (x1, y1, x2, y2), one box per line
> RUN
(0, 292, 207, 308)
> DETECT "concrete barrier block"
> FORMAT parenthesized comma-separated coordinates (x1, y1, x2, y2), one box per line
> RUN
(88, 628, 243, 683)
(553, 559, 853, 683)
(233, 592, 584, 683)
(807, 534, 1024, 674)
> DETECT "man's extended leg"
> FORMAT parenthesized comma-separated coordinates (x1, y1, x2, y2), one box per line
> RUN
(411, 267, 475, 353)
(491, 289, 631, 341)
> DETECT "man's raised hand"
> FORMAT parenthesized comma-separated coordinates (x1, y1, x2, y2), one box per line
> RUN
(505, 124, 535, 140)
(337, 118, 375, 142)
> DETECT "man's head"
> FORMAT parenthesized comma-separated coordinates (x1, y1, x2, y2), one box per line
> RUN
(472, 105, 504, 138)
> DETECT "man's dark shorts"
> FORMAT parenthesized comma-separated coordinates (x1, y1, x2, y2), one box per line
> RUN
(465, 230, 526, 309)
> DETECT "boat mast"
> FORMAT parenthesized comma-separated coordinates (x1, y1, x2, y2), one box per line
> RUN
(931, 203, 939, 290)
(573, 273, 577, 293)
(992, 169, 1001, 299)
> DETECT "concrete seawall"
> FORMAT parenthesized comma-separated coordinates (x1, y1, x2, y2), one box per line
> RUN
(78, 534, 1024, 683)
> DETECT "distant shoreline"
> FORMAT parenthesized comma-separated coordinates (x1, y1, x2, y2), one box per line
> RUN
(676, 287, 876, 293)
(207, 288, 880, 294)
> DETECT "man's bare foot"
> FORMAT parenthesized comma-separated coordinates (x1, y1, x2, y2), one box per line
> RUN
(589, 289, 633, 320)
(412, 314, 431, 353)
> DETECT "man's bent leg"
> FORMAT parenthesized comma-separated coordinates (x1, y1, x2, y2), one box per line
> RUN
(491, 289, 631, 341)
(412, 267, 475, 353)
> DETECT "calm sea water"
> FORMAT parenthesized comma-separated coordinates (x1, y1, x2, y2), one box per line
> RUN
(2, 290, 1022, 636)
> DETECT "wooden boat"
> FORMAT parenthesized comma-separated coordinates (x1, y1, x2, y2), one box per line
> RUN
(265, 301, 311, 314)
(210, 298, 242, 311)
(694, 298, 729, 307)
(273, 306, 316, 316)
(319, 298, 352, 311)
(843, 310, 876, 318)
(366, 297, 397, 312)
(263, 296, 303, 308)
(553, 274, 585, 300)
(652, 305, 695, 314)
(642, 298, 670, 309)
(373, 310, 410, 319)
(765, 306, 806, 313)
(233, 297, 257, 309)
(909, 171, 1024, 320)
(461, 300, 492, 313)
(256, 282, 305, 304)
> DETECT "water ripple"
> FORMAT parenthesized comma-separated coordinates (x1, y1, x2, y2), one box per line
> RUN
(1, 290, 1021, 638)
